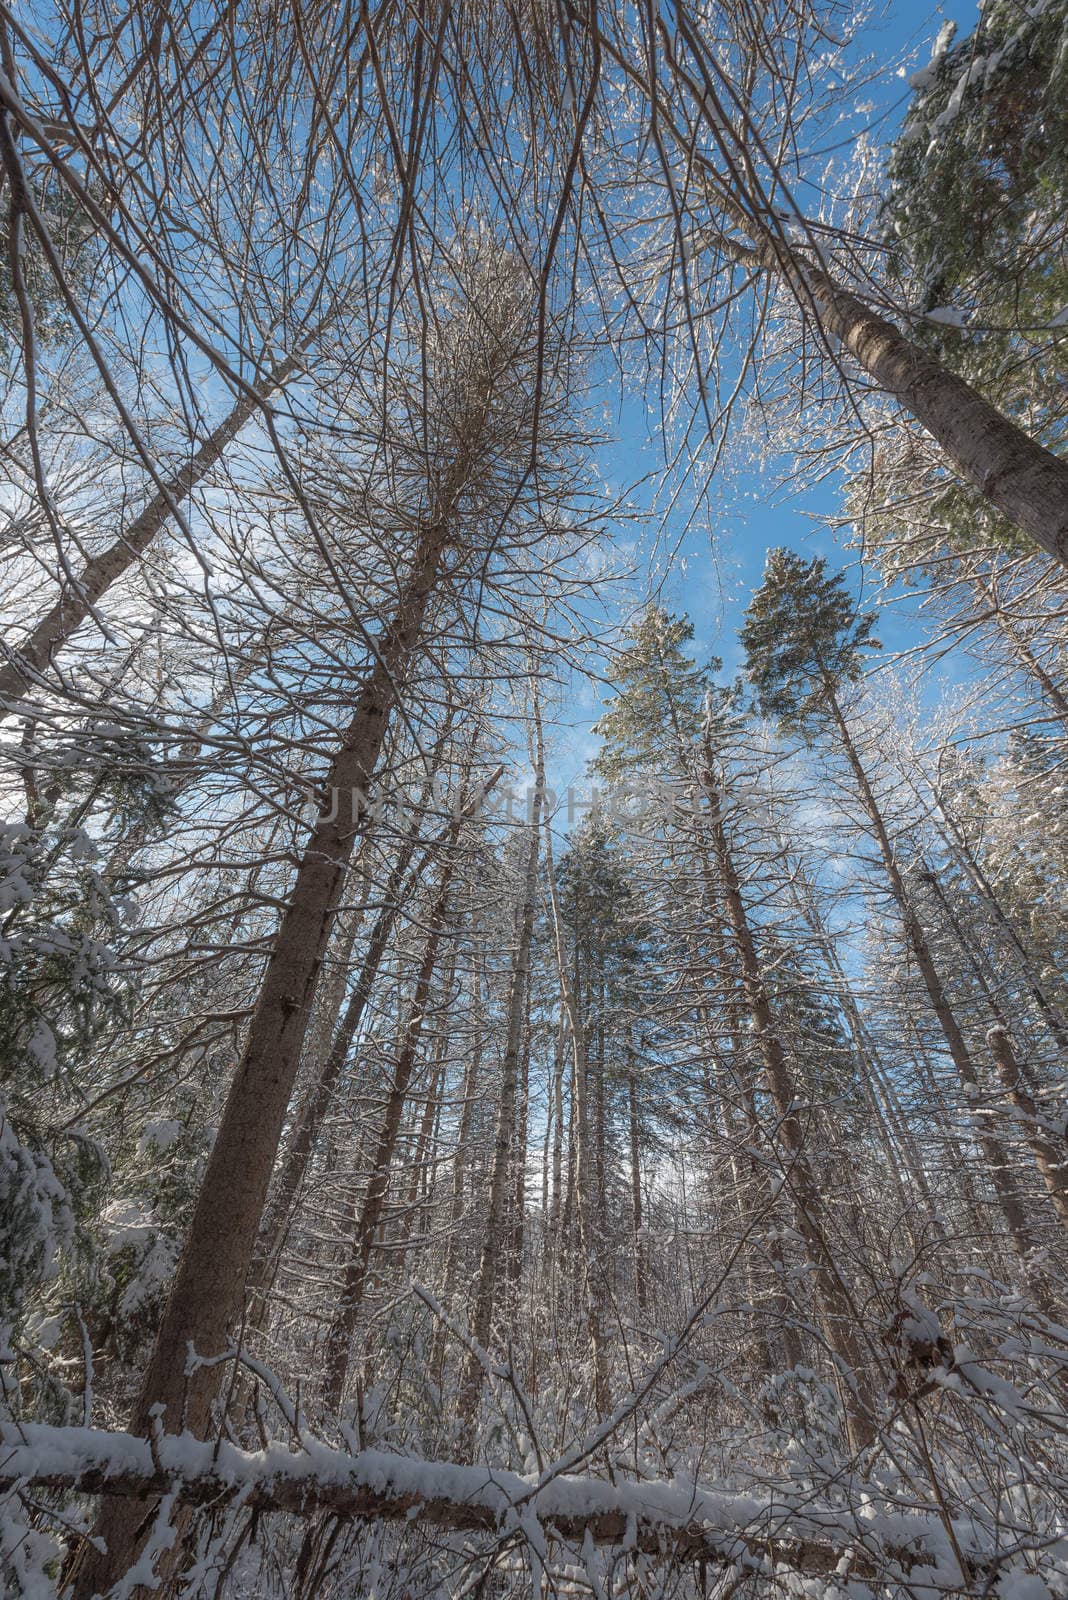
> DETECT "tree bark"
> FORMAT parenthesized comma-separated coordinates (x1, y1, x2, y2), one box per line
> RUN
(72, 279, 525, 1587)
(320, 768, 479, 1415)
(971, 567, 1068, 733)
(690, 893, 804, 1376)
(506, 981, 533, 1295)
(697, 744, 876, 1453)
(250, 765, 502, 1314)
(655, 5, 1068, 567)
(785, 250, 1068, 567)
(823, 682, 1043, 1276)
(432, 959, 485, 1384)
(70, 519, 447, 1598)
(542, 767, 612, 1420)
(549, 1006, 566, 1235)
(459, 717, 544, 1439)
(930, 785, 1068, 1054)
(988, 1027, 1068, 1234)
(389, 1058, 448, 1280)
(626, 1036, 647, 1312)
(0, 331, 322, 707)
(7, 1423, 978, 1583)
(786, 857, 942, 1245)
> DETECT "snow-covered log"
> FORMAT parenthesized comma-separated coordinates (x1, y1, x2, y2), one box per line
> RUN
(1, 1423, 983, 1585)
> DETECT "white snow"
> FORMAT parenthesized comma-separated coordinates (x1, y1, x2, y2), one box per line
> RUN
(0, 1420, 1001, 1586)
(925, 306, 968, 328)
(908, 20, 957, 91)
(136, 1119, 182, 1156)
(999, 1578, 1054, 1600)
(26, 1018, 58, 1076)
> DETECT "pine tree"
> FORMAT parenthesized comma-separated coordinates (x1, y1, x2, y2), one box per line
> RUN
(739, 550, 879, 734)
(884, 0, 1068, 453)
(847, 2, 1068, 573)
(594, 600, 879, 1445)
(593, 606, 713, 786)
(742, 550, 1066, 1285)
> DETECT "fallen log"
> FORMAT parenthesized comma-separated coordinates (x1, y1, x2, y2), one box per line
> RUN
(0, 1422, 980, 1587)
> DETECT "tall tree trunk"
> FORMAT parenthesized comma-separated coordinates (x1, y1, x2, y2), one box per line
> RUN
(786, 857, 940, 1243)
(391, 1056, 448, 1281)
(822, 682, 1043, 1276)
(691, 816, 802, 1376)
(390, 928, 463, 1286)
(459, 724, 544, 1439)
(693, 991, 801, 1378)
(230, 895, 369, 1411)
(592, 969, 608, 1237)
(542, 771, 612, 1421)
(432, 958, 485, 1384)
(549, 1005, 566, 1237)
(988, 1027, 1068, 1235)
(0, 328, 325, 707)
(587, 7, 1068, 565)
(320, 766, 479, 1415)
(541, 1035, 555, 1223)
(626, 1035, 647, 1313)
(506, 983, 532, 1296)
(561, 1057, 577, 1253)
(780, 248, 1068, 567)
(997, 617, 1068, 730)
(930, 787, 1068, 1054)
(903, 1012, 990, 1251)
(250, 764, 502, 1312)
(697, 743, 876, 1453)
(71, 516, 449, 1597)
(971, 566, 1068, 732)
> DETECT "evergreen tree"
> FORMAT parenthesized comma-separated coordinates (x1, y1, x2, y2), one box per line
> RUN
(853, 0, 1068, 561)
(0, 170, 94, 352)
(759, 935, 865, 1116)
(740, 550, 880, 733)
(743, 549, 1065, 1287)
(885, 0, 1068, 363)
(593, 607, 714, 784)
(0, 726, 168, 1343)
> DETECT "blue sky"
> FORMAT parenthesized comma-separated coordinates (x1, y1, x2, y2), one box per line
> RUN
(544, 0, 976, 803)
